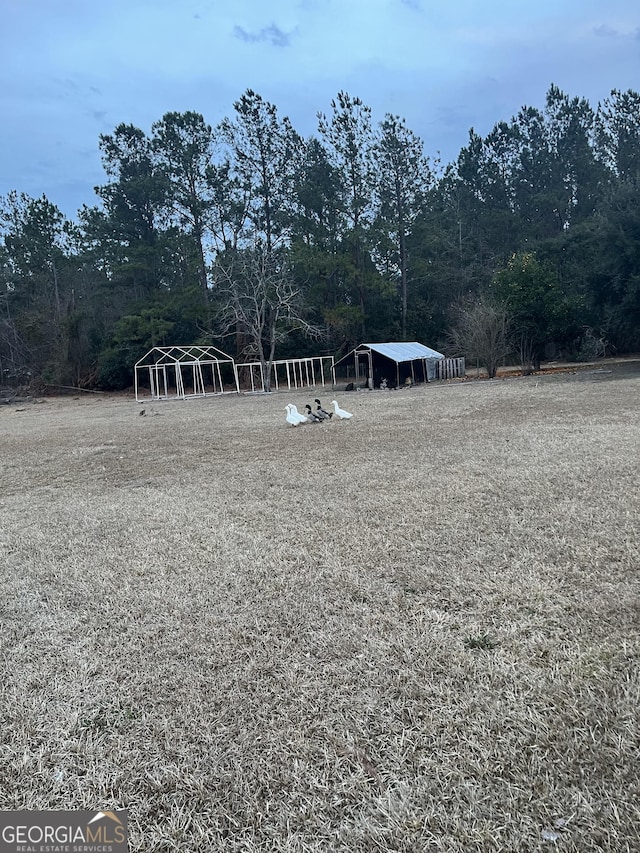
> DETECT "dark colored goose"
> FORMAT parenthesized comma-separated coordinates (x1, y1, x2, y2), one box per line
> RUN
(305, 404, 324, 423)
(314, 398, 333, 419)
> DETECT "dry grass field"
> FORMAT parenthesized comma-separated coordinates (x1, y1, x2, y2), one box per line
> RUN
(1, 365, 639, 852)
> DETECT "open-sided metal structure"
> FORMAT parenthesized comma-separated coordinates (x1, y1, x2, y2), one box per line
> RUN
(334, 342, 445, 388)
(134, 345, 240, 401)
(236, 356, 335, 393)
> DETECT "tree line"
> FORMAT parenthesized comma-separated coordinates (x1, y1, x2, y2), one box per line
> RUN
(1, 84, 639, 390)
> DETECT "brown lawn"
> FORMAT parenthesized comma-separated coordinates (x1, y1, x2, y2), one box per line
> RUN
(1, 366, 638, 852)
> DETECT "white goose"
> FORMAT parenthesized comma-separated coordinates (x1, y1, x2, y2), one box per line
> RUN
(285, 404, 306, 426)
(287, 404, 309, 425)
(331, 400, 353, 420)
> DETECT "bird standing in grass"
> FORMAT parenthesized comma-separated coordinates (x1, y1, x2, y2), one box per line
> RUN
(314, 398, 333, 419)
(305, 404, 324, 423)
(289, 404, 309, 423)
(285, 404, 307, 426)
(331, 400, 353, 419)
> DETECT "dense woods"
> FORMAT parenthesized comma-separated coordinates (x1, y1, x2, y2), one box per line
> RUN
(1, 84, 639, 390)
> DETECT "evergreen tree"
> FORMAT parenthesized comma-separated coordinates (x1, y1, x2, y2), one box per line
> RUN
(218, 89, 302, 252)
(373, 114, 432, 338)
(152, 111, 216, 302)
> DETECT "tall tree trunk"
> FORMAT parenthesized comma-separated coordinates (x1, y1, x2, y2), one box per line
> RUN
(51, 259, 61, 317)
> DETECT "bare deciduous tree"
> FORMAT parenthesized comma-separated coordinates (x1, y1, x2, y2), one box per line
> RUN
(447, 297, 512, 379)
(214, 245, 323, 391)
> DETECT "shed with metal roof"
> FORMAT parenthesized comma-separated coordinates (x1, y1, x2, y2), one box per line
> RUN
(334, 342, 445, 389)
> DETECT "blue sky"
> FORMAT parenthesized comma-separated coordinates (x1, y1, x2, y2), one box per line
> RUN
(2, 0, 638, 219)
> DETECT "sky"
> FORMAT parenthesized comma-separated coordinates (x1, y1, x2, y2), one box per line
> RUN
(1, 0, 639, 220)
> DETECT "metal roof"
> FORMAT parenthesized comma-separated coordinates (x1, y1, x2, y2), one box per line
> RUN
(361, 342, 444, 362)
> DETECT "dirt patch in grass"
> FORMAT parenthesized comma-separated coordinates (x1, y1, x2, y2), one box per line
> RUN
(1, 374, 638, 851)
